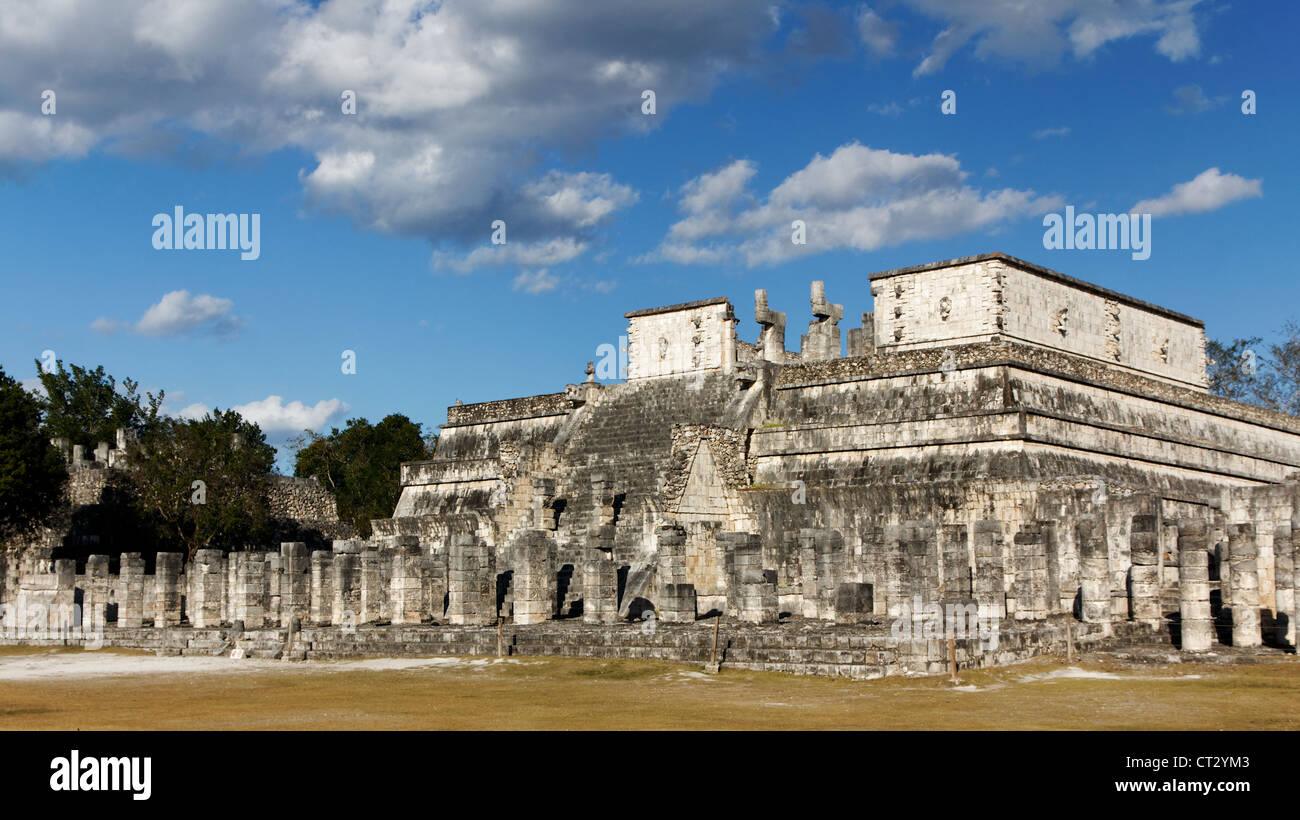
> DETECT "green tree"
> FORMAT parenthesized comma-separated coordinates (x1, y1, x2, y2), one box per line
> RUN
(127, 409, 276, 558)
(33, 359, 162, 449)
(293, 414, 435, 537)
(1206, 336, 1263, 403)
(1252, 320, 1300, 416)
(0, 366, 67, 542)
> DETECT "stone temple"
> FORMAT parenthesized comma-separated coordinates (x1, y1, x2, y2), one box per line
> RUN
(3, 252, 1299, 677)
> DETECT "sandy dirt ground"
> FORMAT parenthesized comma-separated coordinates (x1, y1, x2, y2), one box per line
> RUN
(0, 646, 1295, 730)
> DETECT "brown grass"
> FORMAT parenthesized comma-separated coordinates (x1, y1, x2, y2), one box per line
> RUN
(0, 646, 1295, 730)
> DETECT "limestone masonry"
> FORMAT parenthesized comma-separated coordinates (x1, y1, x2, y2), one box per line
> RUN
(4, 252, 1298, 677)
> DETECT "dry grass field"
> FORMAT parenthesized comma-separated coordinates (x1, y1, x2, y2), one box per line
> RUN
(0, 645, 1295, 730)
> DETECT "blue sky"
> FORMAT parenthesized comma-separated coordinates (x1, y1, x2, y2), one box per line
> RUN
(1, 0, 1296, 468)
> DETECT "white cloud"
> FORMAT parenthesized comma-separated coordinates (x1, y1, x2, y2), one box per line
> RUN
(896, 0, 1204, 76)
(433, 237, 588, 274)
(230, 395, 349, 433)
(1032, 126, 1070, 139)
(0, 112, 96, 163)
(429, 172, 637, 272)
(1133, 167, 1262, 217)
(521, 171, 639, 230)
(856, 7, 898, 56)
(175, 403, 210, 421)
(132, 290, 244, 336)
(512, 269, 560, 294)
(646, 143, 1061, 267)
(0, 0, 769, 262)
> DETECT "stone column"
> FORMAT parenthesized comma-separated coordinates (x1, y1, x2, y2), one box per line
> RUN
(973, 519, 1005, 622)
(1013, 523, 1049, 620)
(1041, 519, 1063, 613)
(359, 548, 383, 624)
(582, 549, 618, 624)
(117, 553, 146, 628)
(902, 522, 938, 631)
(655, 524, 688, 586)
(83, 555, 110, 634)
(1128, 514, 1161, 624)
(309, 550, 334, 625)
(754, 289, 787, 364)
(52, 559, 76, 635)
(814, 529, 845, 619)
(800, 280, 843, 362)
(798, 529, 820, 618)
(331, 541, 362, 627)
(389, 541, 425, 625)
(1076, 517, 1110, 624)
(1178, 520, 1213, 652)
(154, 552, 183, 627)
(278, 543, 309, 626)
(191, 549, 226, 628)
(940, 524, 971, 605)
(1273, 523, 1295, 647)
(224, 552, 238, 624)
(731, 536, 777, 623)
(233, 552, 267, 628)
(881, 526, 908, 619)
(447, 535, 495, 626)
(513, 531, 556, 625)
(264, 551, 283, 627)
(424, 548, 447, 622)
(1229, 523, 1261, 648)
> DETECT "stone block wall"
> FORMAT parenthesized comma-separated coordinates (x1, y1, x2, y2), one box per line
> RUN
(625, 298, 736, 380)
(867, 254, 1206, 389)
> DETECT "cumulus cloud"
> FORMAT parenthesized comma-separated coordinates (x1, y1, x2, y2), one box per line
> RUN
(512, 269, 559, 294)
(1133, 167, 1262, 216)
(871, 0, 1206, 76)
(430, 172, 637, 272)
(120, 290, 245, 336)
(644, 142, 1061, 268)
(234, 396, 349, 433)
(0, 0, 771, 263)
(0, 112, 96, 163)
(857, 6, 898, 57)
(177, 396, 349, 433)
(175, 403, 211, 421)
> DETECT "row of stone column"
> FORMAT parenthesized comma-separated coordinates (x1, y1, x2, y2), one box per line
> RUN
(1175, 519, 1299, 651)
(72, 538, 449, 631)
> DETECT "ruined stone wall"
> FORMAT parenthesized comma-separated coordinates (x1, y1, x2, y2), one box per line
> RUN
(66, 467, 110, 507)
(625, 298, 736, 380)
(268, 476, 339, 522)
(868, 254, 1207, 389)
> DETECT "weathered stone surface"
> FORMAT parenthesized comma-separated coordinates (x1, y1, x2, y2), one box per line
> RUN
(8, 253, 1300, 678)
(1229, 523, 1261, 648)
(117, 553, 146, 629)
